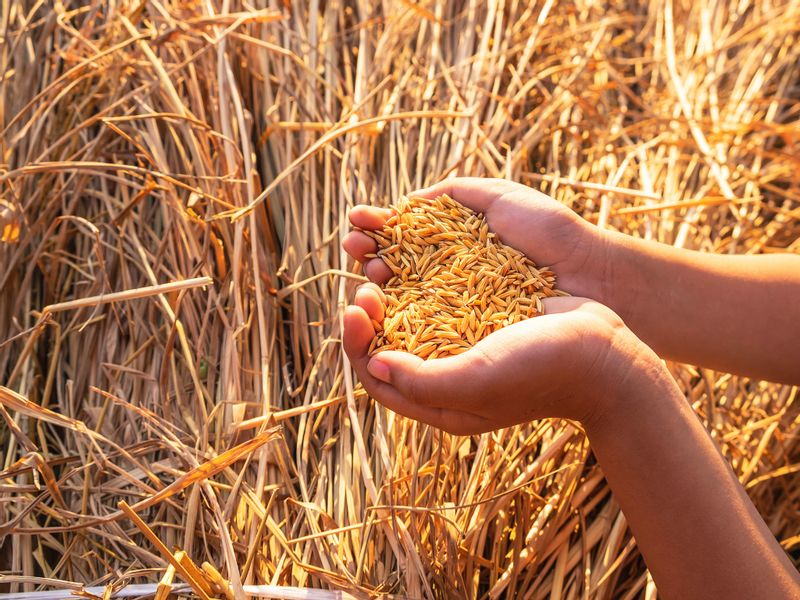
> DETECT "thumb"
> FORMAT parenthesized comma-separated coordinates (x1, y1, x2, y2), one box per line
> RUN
(367, 350, 474, 407)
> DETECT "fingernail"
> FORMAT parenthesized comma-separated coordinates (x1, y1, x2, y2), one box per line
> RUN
(367, 357, 391, 383)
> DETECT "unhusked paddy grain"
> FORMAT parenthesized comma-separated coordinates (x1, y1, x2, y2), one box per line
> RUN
(361, 194, 566, 359)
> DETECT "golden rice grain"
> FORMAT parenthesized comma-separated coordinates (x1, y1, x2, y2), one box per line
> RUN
(361, 194, 566, 358)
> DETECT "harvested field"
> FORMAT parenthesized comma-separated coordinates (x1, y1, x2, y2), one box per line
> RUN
(0, 1, 798, 599)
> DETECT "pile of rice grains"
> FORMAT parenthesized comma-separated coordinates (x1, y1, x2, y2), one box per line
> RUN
(362, 194, 565, 359)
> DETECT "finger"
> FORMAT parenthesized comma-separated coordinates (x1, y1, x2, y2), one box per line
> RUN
(342, 231, 377, 262)
(361, 360, 491, 434)
(407, 177, 526, 214)
(354, 285, 385, 323)
(365, 351, 497, 432)
(358, 281, 386, 302)
(344, 309, 488, 434)
(364, 258, 392, 283)
(349, 205, 393, 230)
(366, 350, 486, 409)
(343, 305, 374, 361)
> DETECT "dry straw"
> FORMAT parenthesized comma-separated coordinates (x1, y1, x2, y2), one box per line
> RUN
(0, 1, 798, 599)
(363, 194, 564, 358)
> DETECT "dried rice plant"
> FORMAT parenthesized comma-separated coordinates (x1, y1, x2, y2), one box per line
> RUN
(1, 0, 798, 598)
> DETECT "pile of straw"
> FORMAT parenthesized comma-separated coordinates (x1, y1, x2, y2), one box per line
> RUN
(1, 1, 798, 598)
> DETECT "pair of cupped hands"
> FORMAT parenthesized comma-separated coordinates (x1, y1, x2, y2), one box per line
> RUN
(343, 178, 656, 435)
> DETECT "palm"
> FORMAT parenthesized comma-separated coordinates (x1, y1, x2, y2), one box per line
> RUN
(481, 184, 591, 278)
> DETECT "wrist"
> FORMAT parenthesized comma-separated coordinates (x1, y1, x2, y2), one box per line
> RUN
(584, 228, 642, 326)
(562, 222, 623, 309)
(580, 325, 675, 434)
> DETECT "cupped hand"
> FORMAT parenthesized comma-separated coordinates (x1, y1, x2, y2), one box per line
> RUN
(344, 288, 641, 435)
(342, 178, 606, 297)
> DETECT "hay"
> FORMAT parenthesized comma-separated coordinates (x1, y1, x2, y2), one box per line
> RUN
(363, 194, 564, 358)
(1, 0, 798, 598)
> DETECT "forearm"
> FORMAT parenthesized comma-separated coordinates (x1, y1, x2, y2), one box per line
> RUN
(591, 231, 800, 384)
(587, 348, 799, 599)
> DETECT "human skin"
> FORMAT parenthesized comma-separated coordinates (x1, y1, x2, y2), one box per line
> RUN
(343, 178, 800, 385)
(341, 180, 800, 598)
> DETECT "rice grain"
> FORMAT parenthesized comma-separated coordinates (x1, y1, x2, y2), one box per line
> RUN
(362, 194, 566, 358)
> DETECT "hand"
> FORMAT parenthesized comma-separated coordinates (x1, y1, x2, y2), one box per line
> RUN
(342, 178, 607, 299)
(344, 290, 650, 435)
